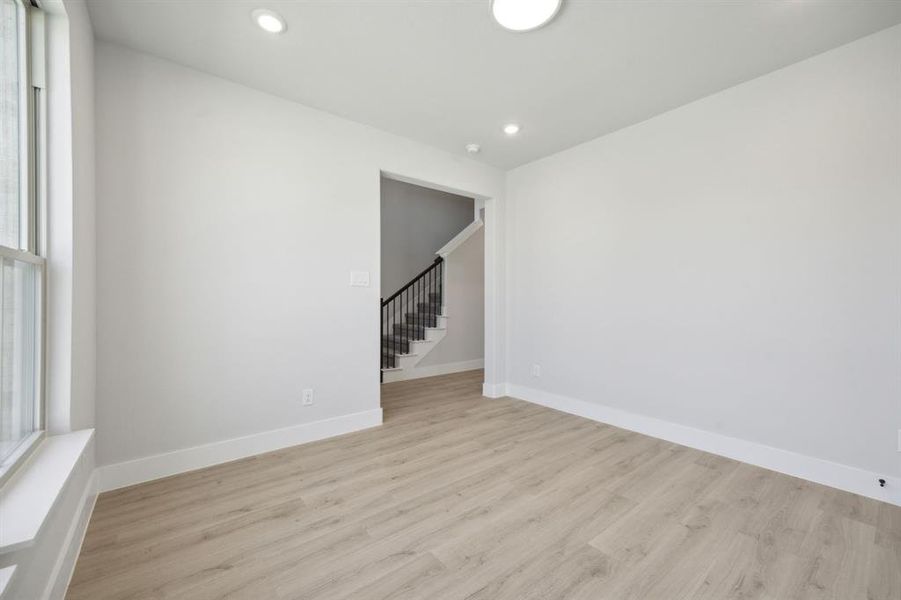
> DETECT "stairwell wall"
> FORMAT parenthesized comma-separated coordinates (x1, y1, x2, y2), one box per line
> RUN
(417, 227, 484, 371)
(380, 178, 473, 295)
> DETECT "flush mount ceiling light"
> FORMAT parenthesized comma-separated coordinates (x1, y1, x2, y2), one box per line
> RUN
(503, 123, 521, 136)
(491, 0, 562, 32)
(465, 143, 482, 154)
(252, 9, 286, 34)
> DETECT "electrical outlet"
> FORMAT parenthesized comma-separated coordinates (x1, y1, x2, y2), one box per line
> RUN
(530, 364, 541, 378)
(302, 389, 314, 406)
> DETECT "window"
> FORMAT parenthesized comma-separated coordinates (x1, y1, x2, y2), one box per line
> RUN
(0, 0, 44, 476)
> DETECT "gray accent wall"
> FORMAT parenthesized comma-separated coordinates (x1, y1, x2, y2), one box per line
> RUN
(380, 178, 473, 296)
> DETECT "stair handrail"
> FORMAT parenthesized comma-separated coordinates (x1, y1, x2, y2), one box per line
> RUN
(381, 257, 444, 307)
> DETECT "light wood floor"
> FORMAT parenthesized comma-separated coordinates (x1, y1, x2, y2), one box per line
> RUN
(68, 370, 900, 599)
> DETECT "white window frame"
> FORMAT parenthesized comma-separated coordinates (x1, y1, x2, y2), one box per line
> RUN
(0, 0, 47, 487)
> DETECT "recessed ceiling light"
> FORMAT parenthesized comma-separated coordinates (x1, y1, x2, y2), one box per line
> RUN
(491, 0, 562, 32)
(466, 143, 481, 154)
(252, 9, 286, 34)
(503, 123, 521, 136)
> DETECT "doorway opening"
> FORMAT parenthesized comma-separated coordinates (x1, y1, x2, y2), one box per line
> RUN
(379, 174, 486, 400)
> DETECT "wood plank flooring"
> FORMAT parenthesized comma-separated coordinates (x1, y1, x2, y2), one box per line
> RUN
(68, 370, 901, 599)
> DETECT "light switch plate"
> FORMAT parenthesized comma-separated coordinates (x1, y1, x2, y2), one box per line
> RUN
(350, 271, 370, 287)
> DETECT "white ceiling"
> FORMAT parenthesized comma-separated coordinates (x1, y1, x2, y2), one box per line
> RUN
(85, 1, 901, 169)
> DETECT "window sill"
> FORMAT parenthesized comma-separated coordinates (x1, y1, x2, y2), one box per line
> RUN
(0, 432, 44, 488)
(0, 429, 93, 555)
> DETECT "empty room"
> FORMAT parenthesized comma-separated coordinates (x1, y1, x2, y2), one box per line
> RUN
(0, 0, 899, 598)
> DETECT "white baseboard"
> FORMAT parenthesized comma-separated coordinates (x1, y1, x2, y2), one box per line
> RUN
(482, 381, 508, 399)
(98, 409, 383, 492)
(385, 359, 484, 383)
(45, 471, 97, 600)
(506, 383, 900, 507)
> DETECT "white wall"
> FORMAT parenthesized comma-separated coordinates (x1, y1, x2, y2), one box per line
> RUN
(418, 227, 484, 369)
(380, 178, 473, 295)
(507, 25, 901, 492)
(94, 43, 504, 469)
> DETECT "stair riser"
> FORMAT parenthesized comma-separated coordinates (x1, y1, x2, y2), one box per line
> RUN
(405, 314, 438, 327)
(393, 324, 426, 338)
(416, 303, 442, 314)
(382, 339, 410, 353)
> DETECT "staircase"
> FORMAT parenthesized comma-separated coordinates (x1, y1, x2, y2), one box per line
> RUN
(381, 258, 447, 383)
(381, 218, 483, 383)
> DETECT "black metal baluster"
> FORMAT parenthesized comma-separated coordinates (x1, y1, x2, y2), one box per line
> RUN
(383, 302, 387, 370)
(400, 289, 403, 360)
(386, 301, 389, 368)
(388, 298, 395, 367)
(387, 299, 390, 369)
(381, 258, 454, 374)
